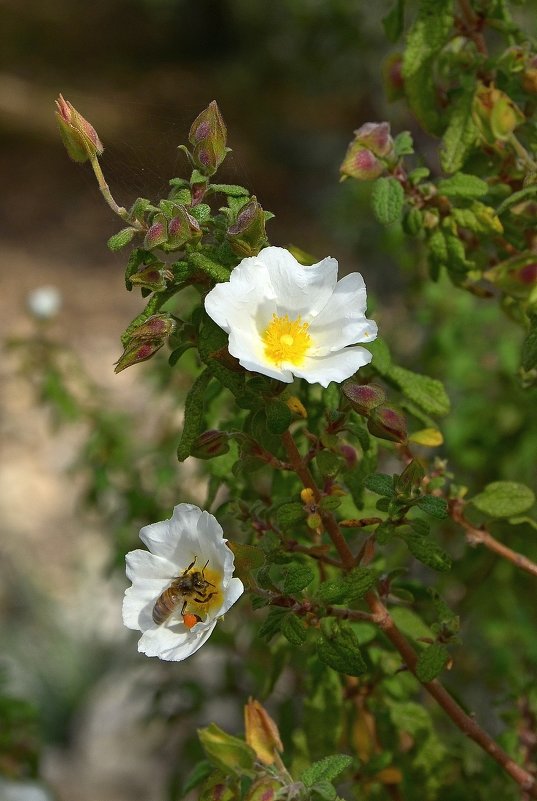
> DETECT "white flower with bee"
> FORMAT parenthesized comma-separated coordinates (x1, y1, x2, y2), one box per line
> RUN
(122, 504, 244, 661)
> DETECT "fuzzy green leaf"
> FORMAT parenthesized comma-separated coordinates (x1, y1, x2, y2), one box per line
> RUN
(382, 0, 405, 42)
(521, 316, 537, 372)
(371, 178, 405, 225)
(301, 754, 353, 787)
(266, 400, 292, 434)
(189, 251, 231, 283)
(402, 0, 454, 134)
(405, 532, 452, 572)
(388, 365, 450, 416)
(416, 495, 449, 519)
(437, 173, 488, 198)
(364, 473, 395, 497)
(210, 183, 249, 197)
(367, 337, 392, 375)
(440, 83, 479, 173)
(471, 481, 535, 518)
(108, 227, 138, 252)
(415, 643, 449, 682)
(276, 502, 305, 531)
(282, 564, 316, 594)
(258, 607, 288, 641)
(317, 622, 368, 676)
(281, 613, 307, 646)
(177, 369, 212, 461)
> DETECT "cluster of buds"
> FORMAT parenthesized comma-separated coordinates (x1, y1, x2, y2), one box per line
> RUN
(343, 381, 407, 444)
(144, 205, 202, 252)
(340, 122, 396, 181)
(114, 314, 176, 373)
(188, 100, 229, 177)
(473, 83, 525, 144)
(55, 95, 103, 163)
(226, 196, 268, 257)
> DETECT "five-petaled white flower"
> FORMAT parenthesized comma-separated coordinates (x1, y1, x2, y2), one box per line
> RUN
(204, 246, 377, 387)
(123, 504, 244, 661)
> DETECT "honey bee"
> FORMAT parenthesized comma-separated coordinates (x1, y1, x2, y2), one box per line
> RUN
(152, 558, 216, 626)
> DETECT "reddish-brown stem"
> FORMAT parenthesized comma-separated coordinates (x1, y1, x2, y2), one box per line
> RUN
(284, 539, 343, 568)
(281, 430, 355, 570)
(451, 502, 537, 580)
(282, 428, 537, 796)
(365, 591, 537, 796)
(457, 0, 487, 55)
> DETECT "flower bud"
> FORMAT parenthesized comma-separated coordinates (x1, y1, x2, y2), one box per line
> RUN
(129, 264, 172, 292)
(473, 84, 524, 143)
(285, 396, 308, 419)
(227, 197, 267, 257)
(343, 382, 386, 415)
(188, 101, 228, 177)
(300, 488, 316, 506)
(244, 779, 282, 801)
(167, 205, 202, 250)
(367, 405, 407, 444)
(114, 339, 166, 373)
(244, 698, 283, 766)
(353, 122, 394, 158)
(198, 722, 255, 775)
(144, 214, 168, 250)
(191, 430, 230, 459)
(128, 314, 177, 341)
(340, 143, 384, 181)
(55, 95, 103, 163)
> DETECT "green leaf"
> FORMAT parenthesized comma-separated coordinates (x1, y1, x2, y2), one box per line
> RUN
(388, 365, 450, 416)
(388, 700, 432, 735)
(266, 400, 292, 434)
(415, 643, 449, 682)
(209, 183, 249, 197)
(258, 607, 288, 641)
(198, 723, 255, 777)
(316, 577, 351, 605)
(402, 0, 454, 134)
(282, 564, 315, 594)
(470, 481, 535, 518)
(391, 607, 433, 640)
(440, 83, 479, 173)
(371, 177, 405, 225)
(281, 613, 307, 646)
(496, 182, 537, 216)
(416, 495, 449, 519)
(107, 227, 138, 252)
(405, 532, 452, 572)
(317, 622, 368, 676)
(382, 0, 405, 42)
(181, 760, 214, 796)
(301, 754, 353, 787)
(521, 316, 537, 372)
(393, 130, 414, 157)
(311, 780, 338, 801)
(124, 247, 150, 291)
(345, 567, 378, 600)
(276, 502, 305, 530)
(189, 251, 231, 283)
(364, 473, 395, 497)
(437, 173, 488, 198)
(367, 337, 392, 375)
(316, 450, 342, 478)
(177, 369, 212, 461)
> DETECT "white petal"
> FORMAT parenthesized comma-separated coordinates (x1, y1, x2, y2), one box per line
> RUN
(227, 328, 294, 383)
(125, 549, 175, 582)
(218, 577, 244, 615)
(308, 273, 377, 354)
(204, 255, 275, 332)
(293, 346, 373, 387)
(138, 619, 217, 661)
(262, 247, 338, 319)
(122, 577, 169, 631)
(140, 504, 202, 567)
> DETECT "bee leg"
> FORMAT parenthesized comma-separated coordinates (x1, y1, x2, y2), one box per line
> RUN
(181, 599, 187, 615)
(183, 558, 196, 575)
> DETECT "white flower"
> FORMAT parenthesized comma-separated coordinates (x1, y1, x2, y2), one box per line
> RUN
(204, 246, 377, 388)
(123, 504, 244, 661)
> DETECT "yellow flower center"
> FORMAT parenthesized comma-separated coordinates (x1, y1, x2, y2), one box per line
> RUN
(262, 314, 312, 367)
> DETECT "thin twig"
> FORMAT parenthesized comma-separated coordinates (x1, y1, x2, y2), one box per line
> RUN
(451, 501, 537, 580)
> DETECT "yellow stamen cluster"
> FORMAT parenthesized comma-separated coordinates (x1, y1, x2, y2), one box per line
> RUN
(262, 314, 312, 367)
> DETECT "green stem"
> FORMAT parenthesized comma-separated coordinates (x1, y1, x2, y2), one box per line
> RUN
(90, 156, 145, 230)
(509, 135, 537, 173)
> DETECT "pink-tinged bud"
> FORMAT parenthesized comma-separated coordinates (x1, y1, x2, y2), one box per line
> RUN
(167, 205, 202, 249)
(143, 215, 168, 250)
(367, 405, 407, 444)
(55, 94, 103, 163)
(339, 444, 358, 469)
(244, 779, 282, 801)
(340, 142, 384, 181)
(244, 698, 283, 766)
(191, 430, 230, 459)
(517, 263, 537, 284)
(227, 197, 268, 257)
(114, 339, 165, 373)
(188, 101, 228, 177)
(129, 314, 177, 341)
(129, 264, 172, 292)
(343, 382, 386, 415)
(353, 122, 394, 158)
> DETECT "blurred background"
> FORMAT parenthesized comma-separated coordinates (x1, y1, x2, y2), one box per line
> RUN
(1, 1, 536, 800)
